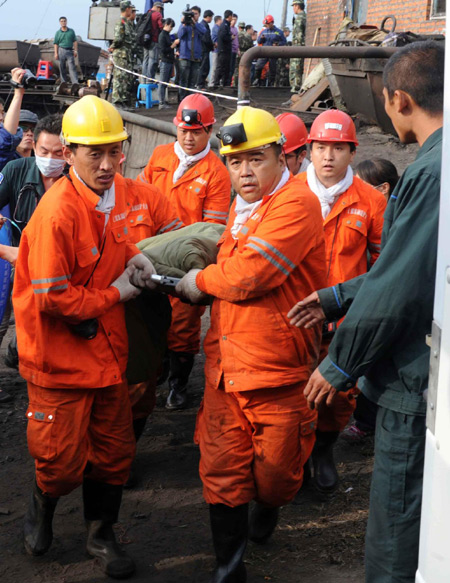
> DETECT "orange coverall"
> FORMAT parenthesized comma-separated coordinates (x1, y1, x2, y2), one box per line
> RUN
(194, 177, 326, 507)
(138, 143, 231, 354)
(296, 173, 387, 431)
(125, 179, 183, 419)
(13, 169, 140, 497)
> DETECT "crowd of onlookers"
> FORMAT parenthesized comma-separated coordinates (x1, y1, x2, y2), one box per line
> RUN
(127, 2, 296, 109)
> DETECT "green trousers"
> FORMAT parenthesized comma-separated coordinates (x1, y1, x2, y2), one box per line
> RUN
(365, 406, 426, 583)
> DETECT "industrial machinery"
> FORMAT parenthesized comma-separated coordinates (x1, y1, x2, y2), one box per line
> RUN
(88, 0, 121, 41)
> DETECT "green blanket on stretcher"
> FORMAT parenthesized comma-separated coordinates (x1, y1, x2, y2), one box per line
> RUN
(137, 222, 226, 277)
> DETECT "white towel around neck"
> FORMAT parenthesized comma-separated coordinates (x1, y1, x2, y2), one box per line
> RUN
(231, 166, 290, 239)
(173, 140, 211, 183)
(306, 163, 353, 219)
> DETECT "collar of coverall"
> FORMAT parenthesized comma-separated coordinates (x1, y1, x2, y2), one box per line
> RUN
(231, 166, 290, 239)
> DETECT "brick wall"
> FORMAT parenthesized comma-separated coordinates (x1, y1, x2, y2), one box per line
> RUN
(305, 0, 446, 47)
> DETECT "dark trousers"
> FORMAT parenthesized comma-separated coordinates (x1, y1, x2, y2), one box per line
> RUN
(227, 52, 237, 86)
(197, 51, 210, 87)
(354, 391, 378, 432)
(255, 57, 278, 86)
(159, 60, 173, 104)
(178, 59, 200, 101)
(214, 50, 231, 87)
(365, 406, 426, 583)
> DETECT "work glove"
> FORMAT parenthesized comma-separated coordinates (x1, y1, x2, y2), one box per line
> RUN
(111, 266, 142, 302)
(127, 253, 157, 290)
(175, 269, 207, 304)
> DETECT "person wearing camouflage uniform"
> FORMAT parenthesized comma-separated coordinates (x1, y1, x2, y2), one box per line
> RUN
(233, 23, 254, 88)
(289, 0, 306, 94)
(276, 27, 291, 87)
(110, 1, 134, 106)
(128, 5, 141, 102)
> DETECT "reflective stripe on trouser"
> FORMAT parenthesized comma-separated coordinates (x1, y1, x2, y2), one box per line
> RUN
(128, 380, 157, 421)
(317, 336, 358, 432)
(195, 380, 317, 507)
(365, 407, 425, 583)
(167, 296, 206, 354)
(26, 381, 135, 497)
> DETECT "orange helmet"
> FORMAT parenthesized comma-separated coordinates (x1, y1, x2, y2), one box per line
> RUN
(263, 14, 274, 25)
(276, 112, 308, 154)
(173, 93, 216, 129)
(307, 110, 358, 145)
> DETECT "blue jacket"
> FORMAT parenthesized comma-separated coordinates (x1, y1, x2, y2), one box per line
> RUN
(257, 26, 287, 47)
(178, 22, 206, 61)
(0, 126, 23, 172)
(211, 23, 220, 53)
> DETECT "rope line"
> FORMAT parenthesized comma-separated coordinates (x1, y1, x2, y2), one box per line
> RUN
(111, 58, 239, 102)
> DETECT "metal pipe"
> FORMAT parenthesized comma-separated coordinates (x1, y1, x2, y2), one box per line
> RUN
(238, 45, 400, 106)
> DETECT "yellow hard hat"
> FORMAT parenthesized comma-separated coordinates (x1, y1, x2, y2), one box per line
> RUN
(61, 95, 128, 145)
(218, 106, 285, 156)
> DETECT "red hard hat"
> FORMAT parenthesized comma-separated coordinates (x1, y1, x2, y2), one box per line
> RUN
(173, 93, 216, 129)
(276, 112, 308, 154)
(307, 109, 358, 145)
(263, 14, 274, 25)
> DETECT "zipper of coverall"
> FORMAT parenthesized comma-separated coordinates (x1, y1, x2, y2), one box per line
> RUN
(326, 214, 340, 284)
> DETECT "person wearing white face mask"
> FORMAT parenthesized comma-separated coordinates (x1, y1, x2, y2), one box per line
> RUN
(0, 114, 65, 391)
(0, 113, 66, 261)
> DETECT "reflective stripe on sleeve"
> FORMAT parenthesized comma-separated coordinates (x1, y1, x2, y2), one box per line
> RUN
(202, 209, 228, 222)
(31, 275, 71, 285)
(248, 236, 296, 270)
(32, 274, 71, 294)
(246, 243, 290, 277)
(33, 283, 69, 294)
(159, 218, 183, 234)
(202, 209, 228, 217)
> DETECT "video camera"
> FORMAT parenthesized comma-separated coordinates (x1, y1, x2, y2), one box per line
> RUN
(10, 69, 37, 90)
(182, 4, 195, 26)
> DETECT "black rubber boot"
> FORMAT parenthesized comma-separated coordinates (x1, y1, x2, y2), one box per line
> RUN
(165, 351, 195, 410)
(124, 418, 147, 489)
(23, 479, 59, 556)
(83, 479, 135, 579)
(209, 503, 248, 583)
(311, 430, 339, 494)
(248, 502, 279, 545)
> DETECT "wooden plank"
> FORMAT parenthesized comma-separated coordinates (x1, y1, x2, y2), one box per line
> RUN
(291, 77, 330, 112)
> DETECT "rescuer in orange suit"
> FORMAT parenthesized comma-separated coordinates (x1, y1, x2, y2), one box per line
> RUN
(138, 93, 231, 410)
(295, 109, 387, 494)
(276, 111, 310, 175)
(13, 96, 158, 579)
(175, 107, 326, 582)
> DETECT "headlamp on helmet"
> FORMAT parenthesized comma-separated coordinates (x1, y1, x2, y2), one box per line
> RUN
(217, 123, 248, 147)
(182, 109, 200, 125)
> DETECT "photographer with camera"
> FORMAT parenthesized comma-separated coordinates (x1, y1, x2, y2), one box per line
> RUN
(177, 5, 206, 100)
(15, 96, 157, 579)
(0, 68, 38, 171)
